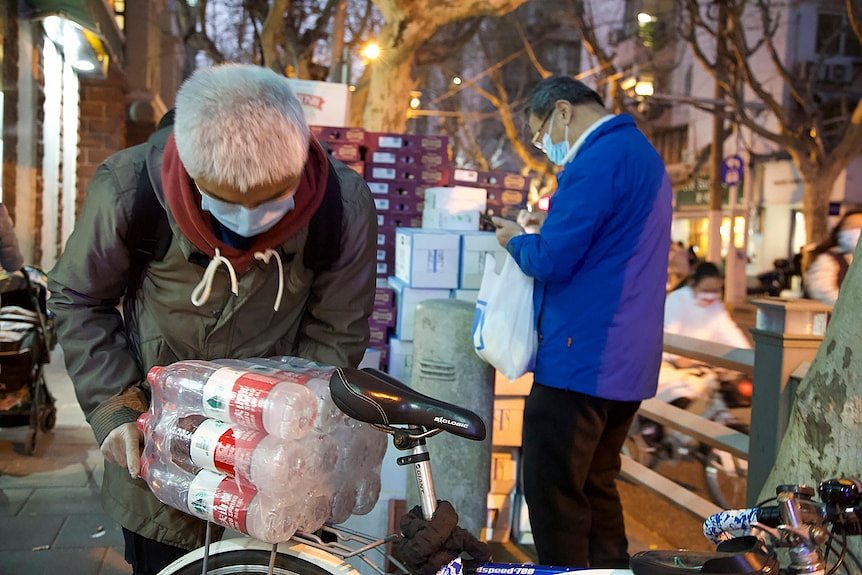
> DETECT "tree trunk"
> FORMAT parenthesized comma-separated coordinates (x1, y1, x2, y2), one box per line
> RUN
(362, 47, 415, 132)
(801, 169, 841, 245)
(757, 238, 862, 554)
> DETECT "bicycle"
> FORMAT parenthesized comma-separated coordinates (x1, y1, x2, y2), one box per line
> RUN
(156, 367, 861, 575)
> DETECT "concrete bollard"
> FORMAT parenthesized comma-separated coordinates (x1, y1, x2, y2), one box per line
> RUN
(406, 298, 494, 537)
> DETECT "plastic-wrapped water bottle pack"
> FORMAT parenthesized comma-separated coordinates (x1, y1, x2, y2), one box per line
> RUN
(137, 356, 387, 544)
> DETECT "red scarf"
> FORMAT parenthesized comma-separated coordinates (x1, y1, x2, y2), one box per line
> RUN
(160, 134, 327, 274)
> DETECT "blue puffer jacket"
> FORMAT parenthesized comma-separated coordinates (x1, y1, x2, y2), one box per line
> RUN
(507, 114, 671, 401)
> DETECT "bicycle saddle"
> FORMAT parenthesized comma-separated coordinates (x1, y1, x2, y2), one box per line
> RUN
(630, 538, 777, 575)
(328, 367, 486, 441)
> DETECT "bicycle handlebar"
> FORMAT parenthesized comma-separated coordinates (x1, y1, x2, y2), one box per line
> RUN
(703, 480, 862, 544)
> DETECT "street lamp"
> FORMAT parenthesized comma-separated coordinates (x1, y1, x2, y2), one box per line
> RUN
(360, 41, 381, 61)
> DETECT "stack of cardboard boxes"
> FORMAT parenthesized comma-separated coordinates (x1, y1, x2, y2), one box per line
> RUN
(452, 168, 531, 225)
(312, 126, 534, 542)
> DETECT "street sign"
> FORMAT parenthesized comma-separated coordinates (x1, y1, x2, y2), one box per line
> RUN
(721, 155, 744, 187)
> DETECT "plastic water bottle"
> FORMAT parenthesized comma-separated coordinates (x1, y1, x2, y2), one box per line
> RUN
(148, 360, 318, 440)
(219, 358, 347, 431)
(138, 412, 338, 497)
(354, 472, 382, 515)
(140, 457, 299, 544)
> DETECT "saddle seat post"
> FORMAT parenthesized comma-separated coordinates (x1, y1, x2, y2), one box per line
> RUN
(393, 425, 438, 520)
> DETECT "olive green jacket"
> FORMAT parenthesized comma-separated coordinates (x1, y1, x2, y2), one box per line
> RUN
(47, 128, 376, 549)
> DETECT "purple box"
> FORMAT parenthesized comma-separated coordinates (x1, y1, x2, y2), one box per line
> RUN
(327, 143, 361, 162)
(311, 125, 366, 144)
(364, 132, 448, 154)
(452, 168, 531, 192)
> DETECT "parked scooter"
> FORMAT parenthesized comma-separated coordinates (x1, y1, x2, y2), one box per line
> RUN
(624, 361, 751, 509)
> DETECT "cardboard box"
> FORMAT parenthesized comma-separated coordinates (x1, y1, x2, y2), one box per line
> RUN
(365, 132, 448, 153)
(492, 397, 525, 447)
(388, 276, 451, 341)
(452, 168, 531, 192)
(387, 337, 414, 384)
(367, 164, 448, 186)
(371, 307, 396, 327)
(451, 289, 479, 304)
(459, 231, 506, 289)
(326, 143, 361, 162)
(311, 125, 365, 144)
(374, 287, 394, 308)
(395, 228, 461, 289)
(376, 261, 393, 277)
(286, 80, 350, 127)
(369, 149, 448, 168)
(369, 323, 389, 346)
(483, 492, 514, 543)
(490, 449, 519, 494)
(494, 371, 533, 396)
(486, 189, 527, 205)
(421, 187, 487, 231)
(373, 197, 391, 212)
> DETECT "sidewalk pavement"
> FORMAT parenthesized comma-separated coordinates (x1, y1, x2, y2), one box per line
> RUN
(0, 348, 127, 574)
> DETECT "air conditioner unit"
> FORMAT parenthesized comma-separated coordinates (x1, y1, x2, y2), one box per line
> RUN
(826, 62, 854, 84)
(799, 60, 829, 82)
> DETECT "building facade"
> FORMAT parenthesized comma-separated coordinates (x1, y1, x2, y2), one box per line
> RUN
(0, 0, 184, 271)
(579, 0, 862, 298)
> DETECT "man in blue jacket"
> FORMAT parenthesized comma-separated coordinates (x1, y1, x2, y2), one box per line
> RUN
(493, 76, 671, 568)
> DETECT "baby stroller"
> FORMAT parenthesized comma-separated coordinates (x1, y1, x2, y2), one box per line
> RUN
(0, 266, 57, 454)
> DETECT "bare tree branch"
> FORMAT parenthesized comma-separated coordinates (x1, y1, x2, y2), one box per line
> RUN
(847, 0, 862, 42)
(513, 19, 551, 78)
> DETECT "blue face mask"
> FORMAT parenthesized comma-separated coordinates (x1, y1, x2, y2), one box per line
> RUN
(542, 113, 570, 166)
(199, 187, 296, 238)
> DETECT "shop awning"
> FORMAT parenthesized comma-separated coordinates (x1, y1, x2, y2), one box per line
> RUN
(23, 0, 124, 70)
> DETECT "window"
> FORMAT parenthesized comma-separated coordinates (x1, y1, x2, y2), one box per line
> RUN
(816, 11, 862, 58)
(113, 0, 125, 32)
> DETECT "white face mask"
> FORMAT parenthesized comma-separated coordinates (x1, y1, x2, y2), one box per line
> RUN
(199, 187, 295, 238)
(695, 292, 721, 307)
(837, 228, 861, 253)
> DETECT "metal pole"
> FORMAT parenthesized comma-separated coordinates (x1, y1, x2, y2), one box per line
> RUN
(267, 543, 278, 575)
(707, 1, 728, 266)
(201, 521, 212, 575)
(412, 444, 438, 520)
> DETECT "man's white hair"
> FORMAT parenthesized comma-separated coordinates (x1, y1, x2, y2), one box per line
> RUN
(174, 64, 310, 192)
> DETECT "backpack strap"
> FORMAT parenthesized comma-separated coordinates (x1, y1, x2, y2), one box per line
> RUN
(303, 158, 343, 273)
(125, 160, 172, 301)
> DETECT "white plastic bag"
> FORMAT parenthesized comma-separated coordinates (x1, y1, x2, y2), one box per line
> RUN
(472, 253, 537, 379)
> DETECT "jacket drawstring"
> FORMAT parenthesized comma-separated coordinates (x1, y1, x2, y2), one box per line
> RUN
(191, 248, 239, 307)
(254, 248, 284, 312)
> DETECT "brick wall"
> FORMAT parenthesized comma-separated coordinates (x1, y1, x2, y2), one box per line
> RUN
(77, 62, 127, 217)
(2, 5, 18, 222)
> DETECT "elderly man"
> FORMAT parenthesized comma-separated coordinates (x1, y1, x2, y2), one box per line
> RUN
(493, 76, 672, 568)
(48, 64, 376, 574)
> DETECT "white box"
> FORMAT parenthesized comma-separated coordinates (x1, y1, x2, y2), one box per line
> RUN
(422, 186, 487, 231)
(387, 337, 415, 384)
(452, 289, 479, 304)
(459, 231, 506, 290)
(395, 228, 461, 289)
(358, 348, 382, 370)
(388, 276, 451, 341)
(285, 79, 350, 127)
